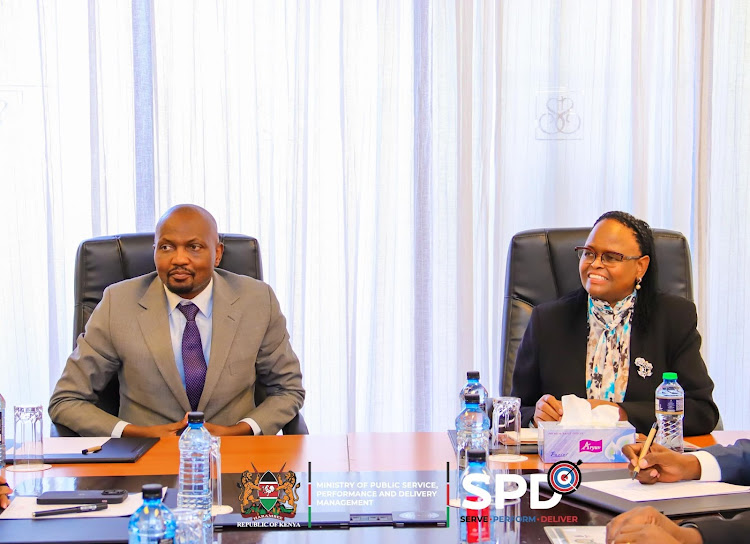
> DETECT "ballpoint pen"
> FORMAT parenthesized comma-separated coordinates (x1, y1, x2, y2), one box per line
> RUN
(32, 504, 108, 518)
(82, 445, 103, 455)
(632, 422, 659, 480)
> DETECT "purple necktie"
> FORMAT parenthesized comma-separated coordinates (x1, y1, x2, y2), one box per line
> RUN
(178, 302, 207, 411)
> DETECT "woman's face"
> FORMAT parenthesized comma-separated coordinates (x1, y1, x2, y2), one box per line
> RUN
(579, 219, 651, 306)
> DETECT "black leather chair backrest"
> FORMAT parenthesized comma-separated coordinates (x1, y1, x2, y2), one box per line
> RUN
(73, 233, 263, 346)
(65, 232, 308, 434)
(500, 228, 693, 396)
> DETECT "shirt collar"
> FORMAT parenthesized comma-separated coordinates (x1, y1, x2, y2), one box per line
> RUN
(163, 277, 214, 318)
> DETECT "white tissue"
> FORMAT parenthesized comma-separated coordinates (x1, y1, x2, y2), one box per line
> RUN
(559, 394, 620, 427)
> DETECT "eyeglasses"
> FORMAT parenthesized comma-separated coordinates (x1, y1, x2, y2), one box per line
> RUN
(574, 246, 643, 266)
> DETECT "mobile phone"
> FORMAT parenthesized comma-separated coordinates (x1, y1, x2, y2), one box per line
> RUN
(36, 489, 128, 505)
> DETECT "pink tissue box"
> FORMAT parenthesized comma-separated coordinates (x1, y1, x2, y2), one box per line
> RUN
(537, 421, 636, 463)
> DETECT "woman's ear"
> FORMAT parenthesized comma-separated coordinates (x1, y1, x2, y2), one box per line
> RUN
(636, 254, 650, 281)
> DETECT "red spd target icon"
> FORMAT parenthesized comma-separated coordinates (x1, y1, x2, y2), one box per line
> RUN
(547, 460, 583, 495)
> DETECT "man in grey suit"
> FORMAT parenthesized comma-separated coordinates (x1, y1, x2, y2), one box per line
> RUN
(49, 204, 305, 437)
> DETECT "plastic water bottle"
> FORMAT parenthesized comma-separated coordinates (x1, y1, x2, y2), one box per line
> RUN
(178, 411, 212, 541)
(655, 372, 684, 453)
(460, 371, 488, 412)
(128, 483, 176, 543)
(456, 393, 490, 471)
(0, 391, 5, 468)
(459, 449, 494, 544)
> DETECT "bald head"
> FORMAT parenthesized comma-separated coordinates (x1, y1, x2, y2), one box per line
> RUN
(154, 204, 224, 299)
(155, 204, 219, 241)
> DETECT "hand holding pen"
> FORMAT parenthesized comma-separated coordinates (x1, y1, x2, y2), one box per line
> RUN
(631, 423, 659, 480)
(622, 427, 702, 485)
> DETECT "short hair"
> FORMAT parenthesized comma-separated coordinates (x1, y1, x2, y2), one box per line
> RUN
(594, 211, 658, 330)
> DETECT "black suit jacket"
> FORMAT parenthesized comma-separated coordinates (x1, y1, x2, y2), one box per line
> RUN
(510, 289, 719, 435)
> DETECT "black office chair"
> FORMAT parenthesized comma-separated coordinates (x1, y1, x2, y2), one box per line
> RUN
(52, 233, 308, 436)
(499, 227, 695, 398)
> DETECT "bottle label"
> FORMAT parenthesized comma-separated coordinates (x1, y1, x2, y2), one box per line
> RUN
(655, 397, 684, 415)
(158, 539, 174, 544)
(464, 495, 491, 543)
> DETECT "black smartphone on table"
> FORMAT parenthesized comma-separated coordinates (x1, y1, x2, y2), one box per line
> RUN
(36, 489, 128, 505)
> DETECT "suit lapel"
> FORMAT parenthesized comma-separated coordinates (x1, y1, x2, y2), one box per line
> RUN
(199, 272, 241, 411)
(137, 277, 192, 413)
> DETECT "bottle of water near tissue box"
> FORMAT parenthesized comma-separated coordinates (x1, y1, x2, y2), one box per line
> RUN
(459, 449, 494, 544)
(455, 393, 490, 470)
(655, 372, 684, 453)
(459, 371, 488, 412)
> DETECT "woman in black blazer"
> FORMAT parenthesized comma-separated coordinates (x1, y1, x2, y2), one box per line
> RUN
(510, 211, 719, 435)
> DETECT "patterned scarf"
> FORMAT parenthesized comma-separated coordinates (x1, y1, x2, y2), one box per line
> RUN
(585, 291, 636, 402)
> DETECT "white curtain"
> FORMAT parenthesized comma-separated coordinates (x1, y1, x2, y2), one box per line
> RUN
(1, 1, 748, 436)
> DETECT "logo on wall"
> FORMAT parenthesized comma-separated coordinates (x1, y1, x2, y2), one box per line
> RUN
(535, 89, 583, 140)
(238, 464, 301, 520)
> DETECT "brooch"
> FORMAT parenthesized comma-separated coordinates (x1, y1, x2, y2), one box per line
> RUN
(634, 357, 652, 379)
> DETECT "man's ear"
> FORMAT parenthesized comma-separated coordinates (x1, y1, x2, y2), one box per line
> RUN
(214, 242, 225, 266)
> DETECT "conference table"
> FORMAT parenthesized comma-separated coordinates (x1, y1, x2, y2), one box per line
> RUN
(0, 431, 742, 543)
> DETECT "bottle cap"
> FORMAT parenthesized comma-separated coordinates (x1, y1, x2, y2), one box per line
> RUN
(188, 411, 205, 423)
(467, 371, 480, 380)
(142, 483, 163, 499)
(467, 449, 487, 463)
(464, 394, 480, 404)
(662, 372, 678, 380)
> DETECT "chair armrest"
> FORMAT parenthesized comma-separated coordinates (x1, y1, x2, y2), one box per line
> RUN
(50, 422, 80, 437)
(281, 413, 309, 435)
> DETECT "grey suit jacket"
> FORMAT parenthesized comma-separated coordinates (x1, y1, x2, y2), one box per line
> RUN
(49, 269, 305, 436)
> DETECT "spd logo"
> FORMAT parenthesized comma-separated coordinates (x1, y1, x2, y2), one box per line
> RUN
(460, 459, 583, 510)
(238, 464, 301, 520)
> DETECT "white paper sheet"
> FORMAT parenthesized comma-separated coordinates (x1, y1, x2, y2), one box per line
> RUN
(582, 478, 750, 502)
(544, 526, 606, 544)
(506, 428, 539, 443)
(7, 437, 109, 456)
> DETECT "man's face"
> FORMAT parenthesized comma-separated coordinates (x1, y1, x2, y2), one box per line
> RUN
(154, 210, 224, 299)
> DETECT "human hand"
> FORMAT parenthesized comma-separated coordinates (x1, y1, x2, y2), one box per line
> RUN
(533, 394, 563, 425)
(622, 442, 702, 484)
(0, 476, 12, 509)
(204, 421, 253, 436)
(606, 506, 703, 544)
(121, 414, 189, 438)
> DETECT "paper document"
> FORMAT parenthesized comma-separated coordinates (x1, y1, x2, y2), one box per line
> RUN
(8, 437, 109, 456)
(506, 428, 538, 443)
(582, 478, 750, 502)
(0, 487, 165, 520)
(544, 526, 605, 544)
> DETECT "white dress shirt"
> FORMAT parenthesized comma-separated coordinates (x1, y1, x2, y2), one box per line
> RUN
(688, 450, 722, 481)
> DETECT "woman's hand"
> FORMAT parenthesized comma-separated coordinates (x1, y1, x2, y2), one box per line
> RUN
(533, 394, 563, 425)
